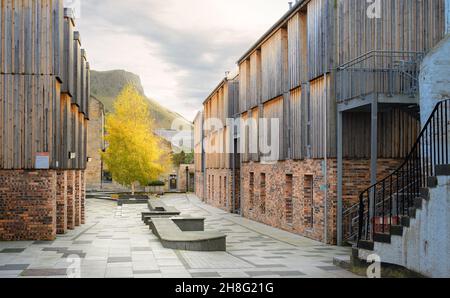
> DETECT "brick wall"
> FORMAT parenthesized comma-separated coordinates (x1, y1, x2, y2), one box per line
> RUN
(86, 97, 104, 190)
(56, 171, 68, 234)
(177, 164, 195, 192)
(205, 169, 233, 212)
(81, 171, 86, 224)
(74, 171, 81, 226)
(67, 170, 76, 230)
(0, 170, 57, 241)
(195, 172, 204, 200)
(240, 158, 403, 244)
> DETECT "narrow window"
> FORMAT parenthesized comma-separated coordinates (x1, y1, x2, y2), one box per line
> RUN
(249, 172, 255, 209)
(219, 176, 222, 205)
(212, 176, 215, 203)
(304, 175, 314, 228)
(260, 173, 266, 213)
(223, 177, 227, 207)
(285, 174, 293, 225)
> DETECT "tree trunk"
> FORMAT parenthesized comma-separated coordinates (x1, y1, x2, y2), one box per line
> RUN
(131, 182, 136, 195)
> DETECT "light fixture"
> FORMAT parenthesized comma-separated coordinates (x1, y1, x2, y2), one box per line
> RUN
(69, 152, 77, 160)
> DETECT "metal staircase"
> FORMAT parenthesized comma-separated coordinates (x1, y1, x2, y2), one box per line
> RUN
(343, 99, 450, 245)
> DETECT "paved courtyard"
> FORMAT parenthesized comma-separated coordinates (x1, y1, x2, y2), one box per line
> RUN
(0, 194, 358, 278)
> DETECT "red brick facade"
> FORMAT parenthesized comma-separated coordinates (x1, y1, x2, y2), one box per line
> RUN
(74, 171, 81, 227)
(66, 170, 76, 230)
(56, 171, 68, 235)
(0, 170, 57, 241)
(205, 169, 234, 212)
(81, 171, 86, 224)
(195, 172, 204, 200)
(240, 159, 402, 244)
(0, 169, 87, 241)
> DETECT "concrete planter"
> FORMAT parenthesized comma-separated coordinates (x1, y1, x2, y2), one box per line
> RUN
(145, 186, 165, 195)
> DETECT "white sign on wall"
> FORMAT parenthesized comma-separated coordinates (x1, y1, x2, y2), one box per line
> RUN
(35, 152, 50, 169)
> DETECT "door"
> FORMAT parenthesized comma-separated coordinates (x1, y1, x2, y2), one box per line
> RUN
(169, 175, 177, 191)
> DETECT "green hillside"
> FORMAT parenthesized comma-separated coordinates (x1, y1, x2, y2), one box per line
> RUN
(90, 70, 192, 130)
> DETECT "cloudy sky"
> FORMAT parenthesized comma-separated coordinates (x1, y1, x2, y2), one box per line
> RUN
(73, 0, 289, 121)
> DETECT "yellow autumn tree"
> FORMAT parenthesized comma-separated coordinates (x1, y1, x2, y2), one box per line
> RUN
(102, 84, 165, 194)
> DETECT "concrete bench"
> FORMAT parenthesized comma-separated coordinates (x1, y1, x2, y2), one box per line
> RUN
(150, 218, 226, 252)
(118, 195, 150, 206)
(142, 212, 182, 225)
(142, 200, 181, 224)
(148, 200, 179, 212)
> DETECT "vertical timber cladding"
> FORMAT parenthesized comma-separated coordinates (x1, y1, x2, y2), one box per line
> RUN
(261, 97, 283, 163)
(0, 0, 64, 170)
(241, 112, 249, 163)
(290, 87, 302, 160)
(307, 0, 333, 81)
(336, 0, 446, 66)
(62, 7, 74, 95)
(308, 76, 332, 159)
(0, 74, 62, 169)
(342, 110, 421, 159)
(0, 0, 64, 76)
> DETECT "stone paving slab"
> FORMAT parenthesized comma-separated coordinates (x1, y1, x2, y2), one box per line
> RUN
(0, 194, 359, 278)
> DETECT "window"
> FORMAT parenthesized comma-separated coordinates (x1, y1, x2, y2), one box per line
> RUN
(285, 174, 293, 225)
(223, 177, 227, 207)
(219, 176, 222, 205)
(260, 173, 266, 213)
(304, 175, 314, 228)
(249, 172, 255, 209)
(211, 175, 215, 203)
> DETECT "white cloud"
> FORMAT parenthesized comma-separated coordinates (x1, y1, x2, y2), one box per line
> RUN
(76, 0, 289, 121)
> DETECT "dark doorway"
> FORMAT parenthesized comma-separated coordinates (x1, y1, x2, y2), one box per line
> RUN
(189, 173, 195, 192)
(169, 175, 177, 191)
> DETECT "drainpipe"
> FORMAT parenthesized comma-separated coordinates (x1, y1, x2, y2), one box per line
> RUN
(446, 0, 450, 35)
(323, 73, 328, 244)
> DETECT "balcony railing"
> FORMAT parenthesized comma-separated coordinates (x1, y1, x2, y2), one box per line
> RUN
(337, 51, 424, 104)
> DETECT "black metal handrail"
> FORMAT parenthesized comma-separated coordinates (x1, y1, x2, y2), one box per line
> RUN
(357, 99, 450, 243)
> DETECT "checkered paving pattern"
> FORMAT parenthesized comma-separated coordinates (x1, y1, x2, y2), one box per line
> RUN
(0, 194, 358, 278)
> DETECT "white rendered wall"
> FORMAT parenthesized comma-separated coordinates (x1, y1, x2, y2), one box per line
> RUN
(359, 176, 450, 277)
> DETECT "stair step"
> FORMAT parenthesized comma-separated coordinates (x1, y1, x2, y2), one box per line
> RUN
(400, 216, 410, 227)
(409, 207, 417, 218)
(435, 164, 450, 176)
(390, 225, 404, 236)
(420, 188, 430, 201)
(333, 255, 352, 270)
(374, 233, 391, 244)
(358, 240, 374, 251)
(427, 177, 438, 188)
(414, 197, 423, 209)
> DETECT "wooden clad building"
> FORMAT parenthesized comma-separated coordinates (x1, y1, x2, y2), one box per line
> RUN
(193, 111, 205, 199)
(201, 75, 240, 212)
(0, 1, 91, 241)
(194, 0, 446, 244)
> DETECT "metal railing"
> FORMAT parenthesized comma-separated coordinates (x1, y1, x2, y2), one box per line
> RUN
(337, 51, 424, 104)
(356, 99, 450, 243)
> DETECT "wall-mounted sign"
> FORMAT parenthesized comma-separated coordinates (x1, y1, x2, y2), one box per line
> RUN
(35, 152, 50, 169)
